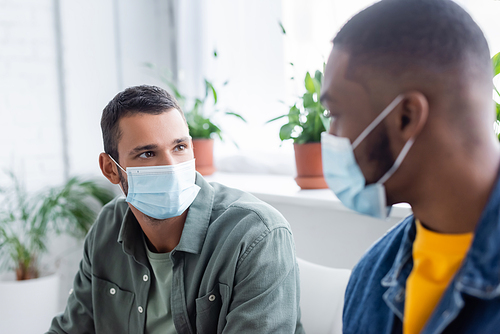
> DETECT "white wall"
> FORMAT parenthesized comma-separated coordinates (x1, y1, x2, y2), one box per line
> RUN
(61, 0, 177, 179)
(0, 0, 177, 190)
(0, 0, 64, 192)
(0, 0, 178, 312)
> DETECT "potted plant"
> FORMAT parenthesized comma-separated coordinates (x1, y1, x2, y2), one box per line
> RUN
(268, 69, 330, 189)
(146, 55, 246, 176)
(183, 79, 246, 175)
(0, 172, 114, 333)
(493, 51, 500, 139)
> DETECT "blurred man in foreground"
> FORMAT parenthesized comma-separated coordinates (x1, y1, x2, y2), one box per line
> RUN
(320, 0, 500, 332)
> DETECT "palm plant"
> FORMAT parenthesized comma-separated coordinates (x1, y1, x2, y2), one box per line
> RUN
(0, 172, 115, 280)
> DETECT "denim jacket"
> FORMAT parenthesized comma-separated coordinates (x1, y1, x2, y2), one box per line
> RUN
(48, 173, 304, 334)
(343, 176, 500, 334)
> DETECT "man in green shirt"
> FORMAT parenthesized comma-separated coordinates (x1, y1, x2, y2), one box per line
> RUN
(47, 85, 304, 334)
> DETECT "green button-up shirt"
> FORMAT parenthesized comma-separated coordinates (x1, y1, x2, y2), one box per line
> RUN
(48, 174, 304, 334)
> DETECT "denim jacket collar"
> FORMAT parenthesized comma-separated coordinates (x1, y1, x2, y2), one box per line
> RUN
(380, 172, 500, 321)
(455, 175, 500, 299)
(117, 172, 215, 258)
(380, 218, 416, 320)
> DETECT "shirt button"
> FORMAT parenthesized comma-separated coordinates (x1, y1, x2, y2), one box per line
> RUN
(209, 294, 216, 302)
(138, 306, 144, 313)
(110, 288, 116, 295)
(143, 275, 149, 282)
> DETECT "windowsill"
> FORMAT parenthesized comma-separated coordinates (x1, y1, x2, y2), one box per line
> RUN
(204, 172, 412, 219)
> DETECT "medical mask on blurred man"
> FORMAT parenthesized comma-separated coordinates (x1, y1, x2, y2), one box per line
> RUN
(321, 95, 414, 219)
(109, 156, 200, 219)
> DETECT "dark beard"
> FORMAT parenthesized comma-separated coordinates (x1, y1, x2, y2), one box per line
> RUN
(365, 122, 395, 184)
(118, 168, 129, 195)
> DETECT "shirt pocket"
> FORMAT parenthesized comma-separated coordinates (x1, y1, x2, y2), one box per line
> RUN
(195, 283, 229, 334)
(93, 276, 135, 334)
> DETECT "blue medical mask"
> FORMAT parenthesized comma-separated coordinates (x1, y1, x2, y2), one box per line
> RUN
(321, 95, 414, 219)
(109, 156, 201, 219)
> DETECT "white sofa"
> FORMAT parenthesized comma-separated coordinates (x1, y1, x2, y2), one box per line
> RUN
(297, 258, 351, 334)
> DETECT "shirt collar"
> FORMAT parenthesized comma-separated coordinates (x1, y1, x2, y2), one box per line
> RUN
(174, 172, 215, 254)
(117, 206, 146, 262)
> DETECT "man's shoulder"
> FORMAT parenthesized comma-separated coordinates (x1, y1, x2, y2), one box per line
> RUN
(343, 215, 413, 332)
(88, 195, 128, 238)
(352, 215, 412, 278)
(209, 182, 290, 232)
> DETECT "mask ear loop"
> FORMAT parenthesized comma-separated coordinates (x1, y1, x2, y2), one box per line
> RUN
(352, 95, 405, 150)
(108, 154, 127, 173)
(377, 137, 415, 185)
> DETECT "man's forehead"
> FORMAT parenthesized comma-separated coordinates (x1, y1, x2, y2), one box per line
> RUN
(118, 110, 186, 130)
(116, 111, 189, 148)
(322, 48, 362, 102)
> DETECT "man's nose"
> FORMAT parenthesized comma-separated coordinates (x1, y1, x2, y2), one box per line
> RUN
(158, 151, 176, 166)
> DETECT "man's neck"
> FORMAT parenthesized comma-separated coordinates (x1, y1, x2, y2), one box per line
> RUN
(134, 209, 188, 253)
(409, 144, 500, 234)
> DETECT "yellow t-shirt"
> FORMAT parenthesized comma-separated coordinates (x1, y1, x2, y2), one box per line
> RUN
(403, 220, 473, 334)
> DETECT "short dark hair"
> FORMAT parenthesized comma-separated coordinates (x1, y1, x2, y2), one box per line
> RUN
(333, 0, 491, 80)
(101, 85, 185, 162)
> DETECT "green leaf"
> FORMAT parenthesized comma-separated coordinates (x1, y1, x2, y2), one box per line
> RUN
(225, 112, 247, 122)
(312, 77, 322, 96)
(204, 80, 217, 104)
(279, 123, 295, 141)
(320, 114, 331, 133)
(314, 70, 323, 84)
(303, 93, 315, 109)
(278, 21, 286, 35)
(288, 105, 300, 124)
(266, 114, 288, 124)
(496, 102, 500, 122)
(493, 52, 500, 78)
(305, 72, 315, 93)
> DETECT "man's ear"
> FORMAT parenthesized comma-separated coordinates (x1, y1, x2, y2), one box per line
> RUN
(99, 153, 121, 185)
(396, 91, 429, 141)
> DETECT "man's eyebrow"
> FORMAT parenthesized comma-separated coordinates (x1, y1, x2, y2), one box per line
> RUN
(320, 92, 335, 105)
(129, 144, 158, 156)
(173, 136, 192, 145)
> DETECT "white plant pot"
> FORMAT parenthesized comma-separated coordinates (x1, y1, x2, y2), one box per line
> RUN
(0, 273, 60, 334)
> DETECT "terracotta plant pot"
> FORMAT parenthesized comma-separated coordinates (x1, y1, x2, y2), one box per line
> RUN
(192, 138, 216, 176)
(294, 142, 328, 189)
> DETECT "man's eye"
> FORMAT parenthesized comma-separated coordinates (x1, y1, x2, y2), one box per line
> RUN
(139, 151, 154, 158)
(174, 144, 187, 152)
